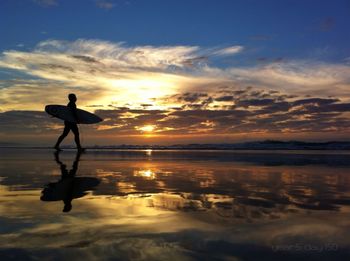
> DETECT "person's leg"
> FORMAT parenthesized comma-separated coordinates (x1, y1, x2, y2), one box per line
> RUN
(71, 124, 82, 149)
(54, 125, 70, 149)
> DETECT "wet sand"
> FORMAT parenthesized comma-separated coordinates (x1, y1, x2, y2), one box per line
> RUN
(0, 149, 350, 260)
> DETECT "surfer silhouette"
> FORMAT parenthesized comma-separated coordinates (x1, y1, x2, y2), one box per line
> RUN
(54, 93, 83, 151)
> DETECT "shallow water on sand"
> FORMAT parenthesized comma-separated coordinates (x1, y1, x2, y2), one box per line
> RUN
(0, 149, 350, 260)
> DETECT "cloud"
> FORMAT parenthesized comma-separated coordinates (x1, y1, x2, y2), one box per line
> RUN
(0, 79, 105, 111)
(32, 39, 201, 69)
(71, 55, 99, 63)
(0, 39, 350, 143)
(33, 0, 58, 7)
(0, 39, 207, 111)
(1, 39, 350, 111)
(95, 0, 115, 9)
(0, 39, 244, 113)
(319, 17, 335, 32)
(0, 110, 58, 135)
(224, 61, 350, 98)
(2, 90, 350, 143)
(212, 46, 244, 56)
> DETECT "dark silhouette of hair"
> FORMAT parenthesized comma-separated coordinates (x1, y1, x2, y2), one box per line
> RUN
(68, 93, 77, 101)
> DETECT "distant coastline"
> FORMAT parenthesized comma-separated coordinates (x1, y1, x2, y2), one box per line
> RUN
(1, 140, 350, 150)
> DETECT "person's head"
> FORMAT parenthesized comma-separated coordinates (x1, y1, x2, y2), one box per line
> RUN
(68, 93, 77, 102)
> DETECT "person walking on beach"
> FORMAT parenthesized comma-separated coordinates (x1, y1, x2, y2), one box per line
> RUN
(54, 93, 83, 151)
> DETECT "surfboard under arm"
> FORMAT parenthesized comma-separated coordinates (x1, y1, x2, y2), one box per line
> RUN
(45, 105, 103, 124)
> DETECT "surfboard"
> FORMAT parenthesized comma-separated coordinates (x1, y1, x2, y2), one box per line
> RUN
(45, 105, 103, 124)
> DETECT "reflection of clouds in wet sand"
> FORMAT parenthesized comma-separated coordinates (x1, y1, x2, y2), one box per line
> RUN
(0, 187, 214, 260)
(2, 153, 350, 219)
(92, 162, 350, 217)
(1, 150, 350, 259)
(1, 186, 350, 260)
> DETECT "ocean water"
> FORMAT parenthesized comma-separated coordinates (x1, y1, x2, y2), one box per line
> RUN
(0, 149, 350, 260)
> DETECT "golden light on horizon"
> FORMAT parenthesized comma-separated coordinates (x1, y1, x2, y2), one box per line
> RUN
(100, 73, 183, 109)
(145, 149, 152, 156)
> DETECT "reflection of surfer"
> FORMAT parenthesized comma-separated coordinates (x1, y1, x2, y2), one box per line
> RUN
(40, 151, 100, 212)
(54, 93, 83, 151)
(55, 150, 81, 212)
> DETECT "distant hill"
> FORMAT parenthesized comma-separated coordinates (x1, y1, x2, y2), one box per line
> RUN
(2, 140, 350, 150)
(87, 140, 350, 150)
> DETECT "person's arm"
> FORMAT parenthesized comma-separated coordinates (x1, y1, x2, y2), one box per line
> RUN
(69, 103, 80, 123)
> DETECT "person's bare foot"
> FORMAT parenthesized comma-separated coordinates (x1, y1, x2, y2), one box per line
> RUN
(77, 147, 86, 152)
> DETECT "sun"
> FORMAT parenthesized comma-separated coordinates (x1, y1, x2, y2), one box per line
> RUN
(138, 125, 156, 132)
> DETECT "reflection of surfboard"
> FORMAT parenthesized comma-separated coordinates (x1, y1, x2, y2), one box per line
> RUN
(45, 105, 103, 124)
(40, 177, 100, 201)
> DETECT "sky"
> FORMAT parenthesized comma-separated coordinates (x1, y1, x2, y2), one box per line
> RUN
(0, 0, 350, 146)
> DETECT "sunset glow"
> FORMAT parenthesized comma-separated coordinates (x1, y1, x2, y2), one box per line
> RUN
(0, 1, 349, 146)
